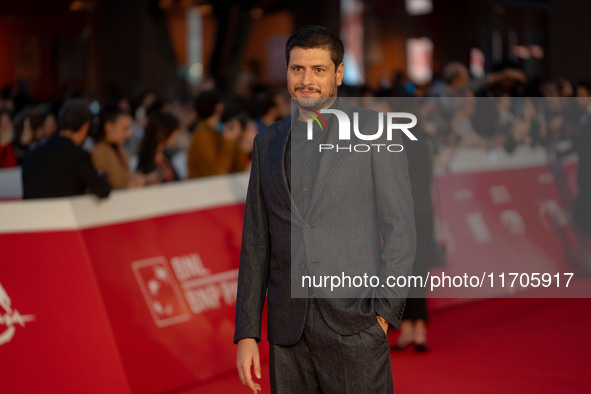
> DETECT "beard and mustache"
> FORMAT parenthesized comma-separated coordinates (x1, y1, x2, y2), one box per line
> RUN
(290, 85, 338, 111)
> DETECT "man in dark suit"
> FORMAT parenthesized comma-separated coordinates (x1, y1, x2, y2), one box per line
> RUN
(234, 26, 416, 393)
(22, 99, 110, 199)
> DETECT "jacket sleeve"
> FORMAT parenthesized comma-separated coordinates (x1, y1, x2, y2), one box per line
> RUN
(372, 131, 416, 329)
(78, 150, 111, 198)
(234, 136, 271, 343)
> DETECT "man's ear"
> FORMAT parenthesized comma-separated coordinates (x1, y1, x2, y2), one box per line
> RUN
(75, 122, 90, 144)
(336, 62, 344, 86)
(80, 122, 90, 136)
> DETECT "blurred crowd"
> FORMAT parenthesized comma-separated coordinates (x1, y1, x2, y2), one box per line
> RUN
(0, 77, 291, 198)
(0, 60, 589, 200)
(342, 63, 590, 158)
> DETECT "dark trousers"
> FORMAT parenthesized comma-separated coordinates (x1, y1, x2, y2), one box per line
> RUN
(269, 299, 393, 394)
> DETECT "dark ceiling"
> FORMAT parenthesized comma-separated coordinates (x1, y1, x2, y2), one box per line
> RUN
(0, 0, 77, 16)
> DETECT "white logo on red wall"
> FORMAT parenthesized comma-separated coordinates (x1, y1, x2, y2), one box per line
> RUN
(500, 210, 525, 235)
(132, 257, 191, 328)
(0, 282, 35, 345)
(132, 254, 238, 328)
(466, 212, 491, 244)
(490, 185, 512, 204)
(538, 199, 567, 229)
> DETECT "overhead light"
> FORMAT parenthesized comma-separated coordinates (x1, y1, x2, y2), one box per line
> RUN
(405, 0, 433, 16)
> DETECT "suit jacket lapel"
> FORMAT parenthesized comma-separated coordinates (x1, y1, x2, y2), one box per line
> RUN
(268, 117, 304, 222)
(306, 99, 351, 219)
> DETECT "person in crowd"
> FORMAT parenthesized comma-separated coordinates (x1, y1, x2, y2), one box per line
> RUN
(222, 110, 257, 161)
(137, 111, 181, 184)
(0, 85, 15, 113)
(125, 90, 159, 155)
(33, 104, 57, 145)
(511, 97, 546, 148)
(11, 109, 34, 164)
(11, 104, 58, 164)
(0, 109, 17, 168)
(252, 90, 284, 133)
(187, 90, 249, 178)
(573, 80, 591, 236)
(12, 79, 34, 115)
(540, 78, 574, 143)
(134, 90, 158, 129)
(430, 61, 526, 99)
(91, 103, 144, 189)
(22, 99, 110, 199)
(167, 98, 197, 153)
(114, 95, 132, 113)
(240, 118, 258, 160)
(393, 124, 438, 353)
(576, 80, 591, 101)
(450, 90, 487, 148)
(429, 62, 471, 98)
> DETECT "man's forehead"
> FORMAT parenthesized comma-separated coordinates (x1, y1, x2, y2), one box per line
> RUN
(288, 47, 333, 65)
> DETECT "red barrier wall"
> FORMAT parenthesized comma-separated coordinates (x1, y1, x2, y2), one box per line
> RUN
(0, 175, 261, 393)
(1, 163, 589, 392)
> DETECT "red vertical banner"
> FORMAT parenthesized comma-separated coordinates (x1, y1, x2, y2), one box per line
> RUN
(0, 231, 130, 393)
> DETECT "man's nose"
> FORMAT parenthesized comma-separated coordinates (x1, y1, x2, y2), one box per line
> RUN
(301, 70, 313, 85)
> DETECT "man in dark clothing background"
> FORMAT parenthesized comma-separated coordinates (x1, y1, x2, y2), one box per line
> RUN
(22, 99, 111, 199)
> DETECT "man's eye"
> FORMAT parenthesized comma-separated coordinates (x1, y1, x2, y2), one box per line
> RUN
(316, 68, 325, 73)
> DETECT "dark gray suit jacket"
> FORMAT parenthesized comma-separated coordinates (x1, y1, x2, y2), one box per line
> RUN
(234, 100, 416, 346)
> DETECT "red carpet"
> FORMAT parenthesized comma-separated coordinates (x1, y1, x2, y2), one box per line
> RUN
(178, 297, 591, 393)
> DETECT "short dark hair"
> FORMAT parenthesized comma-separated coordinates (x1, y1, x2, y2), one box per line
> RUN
(577, 79, 591, 94)
(137, 111, 180, 173)
(29, 103, 54, 131)
(194, 90, 222, 119)
(252, 90, 278, 117)
(58, 99, 92, 132)
(442, 62, 467, 84)
(285, 25, 344, 69)
(95, 101, 131, 141)
(145, 111, 179, 145)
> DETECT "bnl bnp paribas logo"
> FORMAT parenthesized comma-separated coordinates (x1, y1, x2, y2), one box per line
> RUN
(0, 282, 35, 345)
(303, 109, 417, 152)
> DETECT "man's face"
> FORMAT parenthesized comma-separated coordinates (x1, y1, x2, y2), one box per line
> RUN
(287, 47, 344, 110)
